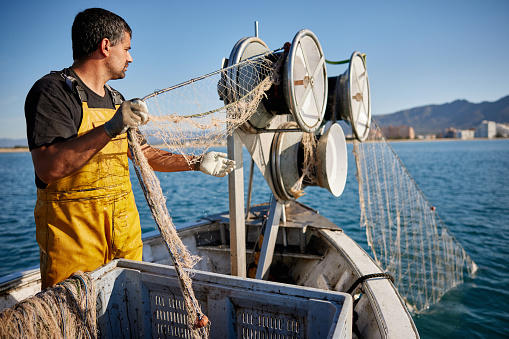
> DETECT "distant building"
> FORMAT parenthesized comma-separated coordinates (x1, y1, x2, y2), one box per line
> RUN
(496, 123, 509, 137)
(457, 129, 475, 139)
(416, 134, 437, 140)
(380, 125, 415, 139)
(444, 127, 457, 138)
(476, 120, 497, 138)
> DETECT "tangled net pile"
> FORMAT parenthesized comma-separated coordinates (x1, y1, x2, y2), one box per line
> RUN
(140, 50, 283, 165)
(128, 50, 283, 338)
(353, 120, 477, 313)
(0, 272, 96, 338)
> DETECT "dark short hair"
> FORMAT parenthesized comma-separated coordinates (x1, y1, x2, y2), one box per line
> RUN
(72, 8, 132, 61)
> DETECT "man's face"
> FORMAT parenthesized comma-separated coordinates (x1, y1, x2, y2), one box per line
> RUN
(107, 31, 133, 80)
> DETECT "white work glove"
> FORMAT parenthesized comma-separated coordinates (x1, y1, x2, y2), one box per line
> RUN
(197, 152, 235, 177)
(104, 99, 149, 138)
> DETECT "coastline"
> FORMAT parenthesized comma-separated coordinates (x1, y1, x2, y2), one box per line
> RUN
(0, 147, 29, 153)
(1, 137, 506, 153)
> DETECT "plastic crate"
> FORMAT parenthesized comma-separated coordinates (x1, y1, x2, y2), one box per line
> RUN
(92, 259, 352, 338)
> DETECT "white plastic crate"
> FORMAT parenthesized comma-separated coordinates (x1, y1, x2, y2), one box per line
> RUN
(92, 259, 352, 338)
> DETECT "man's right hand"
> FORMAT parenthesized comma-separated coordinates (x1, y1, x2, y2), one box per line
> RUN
(104, 99, 149, 138)
(198, 151, 236, 177)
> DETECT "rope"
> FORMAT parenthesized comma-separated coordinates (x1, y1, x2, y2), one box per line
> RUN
(346, 273, 395, 294)
(141, 48, 283, 101)
(325, 53, 366, 65)
(325, 58, 349, 65)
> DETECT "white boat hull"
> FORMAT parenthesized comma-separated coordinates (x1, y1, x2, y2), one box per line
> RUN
(0, 201, 418, 338)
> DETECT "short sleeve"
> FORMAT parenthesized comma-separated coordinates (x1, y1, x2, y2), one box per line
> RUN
(25, 74, 81, 150)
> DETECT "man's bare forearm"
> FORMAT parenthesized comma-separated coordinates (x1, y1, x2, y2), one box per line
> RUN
(31, 126, 112, 184)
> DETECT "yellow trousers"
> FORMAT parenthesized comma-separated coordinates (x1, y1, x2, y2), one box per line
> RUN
(35, 186, 142, 289)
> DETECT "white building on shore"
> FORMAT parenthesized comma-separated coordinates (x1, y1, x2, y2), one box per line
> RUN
(457, 129, 475, 139)
(496, 123, 509, 137)
(476, 120, 497, 138)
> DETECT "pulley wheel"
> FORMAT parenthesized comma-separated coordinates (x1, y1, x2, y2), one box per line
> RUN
(283, 29, 327, 133)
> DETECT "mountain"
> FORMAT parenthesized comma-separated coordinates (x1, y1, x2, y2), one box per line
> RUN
(374, 95, 509, 135)
(0, 138, 28, 148)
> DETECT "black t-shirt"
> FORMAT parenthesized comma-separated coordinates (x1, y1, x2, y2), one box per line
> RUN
(25, 68, 124, 150)
(25, 68, 124, 188)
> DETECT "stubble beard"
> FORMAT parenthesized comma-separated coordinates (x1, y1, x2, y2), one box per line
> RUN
(109, 63, 128, 80)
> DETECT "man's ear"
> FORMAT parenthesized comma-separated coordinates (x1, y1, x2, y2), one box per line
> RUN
(99, 38, 111, 57)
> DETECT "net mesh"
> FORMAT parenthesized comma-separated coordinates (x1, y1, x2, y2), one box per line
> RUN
(128, 50, 283, 337)
(0, 272, 96, 339)
(140, 50, 283, 165)
(353, 119, 478, 313)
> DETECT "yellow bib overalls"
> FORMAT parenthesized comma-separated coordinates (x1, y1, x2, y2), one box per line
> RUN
(34, 87, 143, 289)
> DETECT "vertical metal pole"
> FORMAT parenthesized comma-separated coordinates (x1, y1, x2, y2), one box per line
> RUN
(255, 197, 282, 280)
(254, 21, 259, 38)
(245, 158, 254, 219)
(227, 130, 247, 277)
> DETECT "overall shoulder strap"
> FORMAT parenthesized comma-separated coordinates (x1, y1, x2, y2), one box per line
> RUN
(54, 71, 88, 103)
(55, 71, 123, 106)
(105, 84, 123, 105)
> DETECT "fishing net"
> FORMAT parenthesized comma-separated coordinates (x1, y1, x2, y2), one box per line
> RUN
(353, 119, 478, 313)
(0, 272, 96, 339)
(128, 50, 283, 337)
(140, 50, 283, 165)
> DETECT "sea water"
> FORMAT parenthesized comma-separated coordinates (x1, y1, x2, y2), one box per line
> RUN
(0, 139, 507, 338)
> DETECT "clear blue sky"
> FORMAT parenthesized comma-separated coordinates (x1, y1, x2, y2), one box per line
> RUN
(0, 0, 507, 139)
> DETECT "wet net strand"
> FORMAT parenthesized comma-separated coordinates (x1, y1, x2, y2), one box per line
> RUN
(353, 119, 477, 313)
(129, 131, 208, 338)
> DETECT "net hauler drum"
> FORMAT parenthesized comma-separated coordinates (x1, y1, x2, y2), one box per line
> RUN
(222, 36, 277, 131)
(270, 122, 348, 202)
(223, 29, 328, 133)
(325, 51, 371, 141)
(282, 29, 328, 133)
(315, 123, 348, 197)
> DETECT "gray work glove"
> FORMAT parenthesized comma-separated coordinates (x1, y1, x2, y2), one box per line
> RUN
(198, 152, 236, 177)
(104, 99, 149, 138)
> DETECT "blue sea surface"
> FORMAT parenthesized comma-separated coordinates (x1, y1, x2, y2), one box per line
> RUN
(0, 139, 507, 338)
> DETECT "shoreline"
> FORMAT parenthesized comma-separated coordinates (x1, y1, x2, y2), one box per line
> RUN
(1, 137, 506, 153)
(0, 147, 29, 153)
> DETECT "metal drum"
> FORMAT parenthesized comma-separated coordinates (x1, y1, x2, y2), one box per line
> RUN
(283, 29, 328, 133)
(224, 37, 278, 131)
(223, 29, 328, 133)
(270, 122, 347, 201)
(325, 51, 371, 141)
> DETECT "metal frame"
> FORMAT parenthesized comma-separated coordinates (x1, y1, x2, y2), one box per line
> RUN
(226, 29, 329, 280)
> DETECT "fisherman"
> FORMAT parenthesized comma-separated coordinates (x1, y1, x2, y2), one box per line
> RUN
(25, 8, 235, 289)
